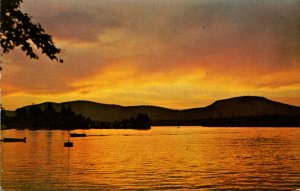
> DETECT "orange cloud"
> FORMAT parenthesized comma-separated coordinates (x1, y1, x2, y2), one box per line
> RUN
(2, 0, 300, 110)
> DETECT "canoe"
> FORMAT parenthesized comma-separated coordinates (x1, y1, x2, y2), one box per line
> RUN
(70, 133, 87, 137)
(3, 137, 26, 143)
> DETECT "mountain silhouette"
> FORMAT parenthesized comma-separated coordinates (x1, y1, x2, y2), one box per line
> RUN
(3, 96, 300, 127)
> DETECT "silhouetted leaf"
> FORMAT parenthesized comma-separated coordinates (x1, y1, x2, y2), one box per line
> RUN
(0, 0, 63, 62)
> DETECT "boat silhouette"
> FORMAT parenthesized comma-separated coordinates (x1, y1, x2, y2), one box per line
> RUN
(64, 129, 73, 147)
(70, 132, 87, 137)
(64, 141, 73, 147)
(2, 137, 27, 143)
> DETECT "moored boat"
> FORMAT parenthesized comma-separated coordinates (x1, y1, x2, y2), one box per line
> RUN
(64, 141, 73, 147)
(3, 137, 27, 143)
(64, 129, 73, 147)
(70, 132, 87, 137)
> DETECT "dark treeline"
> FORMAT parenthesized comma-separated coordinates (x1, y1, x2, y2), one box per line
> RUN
(92, 113, 151, 129)
(201, 115, 300, 127)
(2, 102, 299, 128)
(154, 115, 300, 127)
(2, 103, 151, 130)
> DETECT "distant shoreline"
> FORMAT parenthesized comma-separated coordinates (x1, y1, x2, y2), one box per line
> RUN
(2, 125, 300, 131)
(2, 96, 300, 129)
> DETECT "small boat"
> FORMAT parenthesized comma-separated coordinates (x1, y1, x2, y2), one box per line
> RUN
(70, 132, 87, 137)
(3, 137, 26, 143)
(64, 141, 73, 147)
(64, 129, 73, 147)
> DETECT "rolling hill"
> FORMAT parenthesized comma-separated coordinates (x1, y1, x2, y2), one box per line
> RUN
(4, 96, 300, 127)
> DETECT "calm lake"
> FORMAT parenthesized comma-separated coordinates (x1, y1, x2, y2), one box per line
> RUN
(1, 127, 300, 190)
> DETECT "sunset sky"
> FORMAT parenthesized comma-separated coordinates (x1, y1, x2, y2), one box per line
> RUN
(2, 0, 300, 110)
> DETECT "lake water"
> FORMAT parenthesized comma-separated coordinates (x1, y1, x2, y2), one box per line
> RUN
(1, 127, 300, 190)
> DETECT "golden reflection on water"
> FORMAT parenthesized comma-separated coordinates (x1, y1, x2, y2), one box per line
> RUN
(1, 127, 300, 190)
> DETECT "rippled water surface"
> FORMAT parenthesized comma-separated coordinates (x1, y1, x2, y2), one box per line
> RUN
(1, 127, 300, 190)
